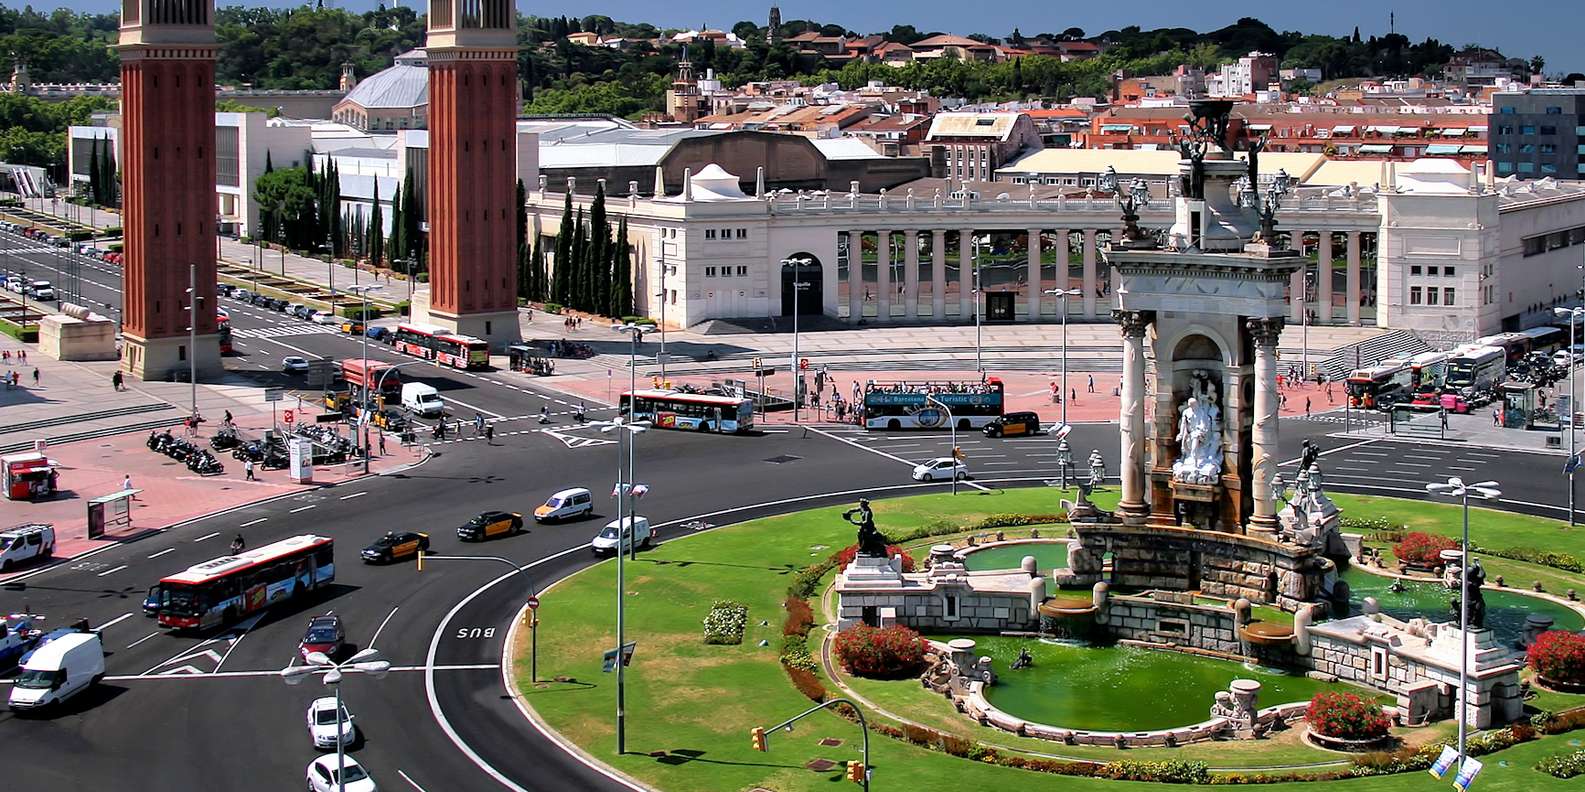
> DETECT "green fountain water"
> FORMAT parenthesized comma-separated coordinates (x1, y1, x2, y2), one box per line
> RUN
(951, 635, 1351, 732)
(962, 541, 1069, 572)
(1338, 567, 1582, 644)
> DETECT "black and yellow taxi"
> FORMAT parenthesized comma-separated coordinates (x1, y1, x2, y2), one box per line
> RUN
(360, 530, 430, 563)
(457, 510, 525, 542)
(982, 411, 1042, 438)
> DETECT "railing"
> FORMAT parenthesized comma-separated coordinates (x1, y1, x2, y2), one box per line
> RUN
(765, 186, 1379, 218)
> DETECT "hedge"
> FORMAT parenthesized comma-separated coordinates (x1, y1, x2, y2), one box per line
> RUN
(0, 317, 39, 342)
(541, 302, 562, 314)
(1537, 750, 1585, 779)
(832, 623, 927, 678)
(702, 600, 748, 645)
(1307, 692, 1390, 740)
(1393, 531, 1456, 565)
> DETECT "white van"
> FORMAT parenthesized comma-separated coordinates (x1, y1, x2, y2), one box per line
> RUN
(534, 487, 594, 523)
(0, 524, 55, 571)
(401, 382, 444, 418)
(28, 280, 55, 301)
(590, 516, 651, 555)
(9, 632, 104, 712)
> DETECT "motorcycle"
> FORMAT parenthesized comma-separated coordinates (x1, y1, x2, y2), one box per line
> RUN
(187, 450, 224, 476)
(211, 427, 241, 450)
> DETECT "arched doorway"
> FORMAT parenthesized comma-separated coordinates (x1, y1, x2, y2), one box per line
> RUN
(781, 254, 823, 317)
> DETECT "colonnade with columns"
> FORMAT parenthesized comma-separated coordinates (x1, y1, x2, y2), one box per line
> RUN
(1285, 230, 1373, 327)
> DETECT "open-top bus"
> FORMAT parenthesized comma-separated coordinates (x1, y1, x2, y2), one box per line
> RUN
(620, 389, 754, 433)
(154, 535, 334, 630)
(1345, 363, 1412, 409)
(863, 379, 1006, 430)
(392, 322, 489, 370)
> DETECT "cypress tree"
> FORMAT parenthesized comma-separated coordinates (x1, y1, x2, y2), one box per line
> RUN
(388, 185, 403, 265)
(570, 208, 586, 311)
(588, 184, 608, 316)
(401, 165, 420, 264)
(264, 150, 273, 174)
(552, 192, 573, 305)
(515, 178, 528, 302)
(369, 181, 383, 267)
(611, 216, 632, 317)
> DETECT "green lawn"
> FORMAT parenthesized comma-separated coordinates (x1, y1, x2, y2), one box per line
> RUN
(510, 490, 1585, 791)
(1330, 494, 1581, 557)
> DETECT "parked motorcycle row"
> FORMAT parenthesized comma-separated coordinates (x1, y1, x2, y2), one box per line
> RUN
(145, 429, 225, 476)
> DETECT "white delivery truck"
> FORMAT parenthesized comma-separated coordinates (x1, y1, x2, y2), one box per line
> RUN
(8, 631, 104, 712)
(590, 516, 652, 555)
(400, 382, 445, 418)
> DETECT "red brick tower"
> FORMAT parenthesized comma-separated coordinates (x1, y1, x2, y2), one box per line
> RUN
(422, 0, 520, 346)
(118, 0, 220, 379)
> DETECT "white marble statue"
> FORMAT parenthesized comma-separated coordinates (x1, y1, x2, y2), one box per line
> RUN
(1172, 374, 1224, 484)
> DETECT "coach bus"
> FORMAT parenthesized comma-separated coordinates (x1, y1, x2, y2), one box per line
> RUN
(1444, 345, 1507, 395)
(392, 322, 490, 370)
(1520, 326, 1567, 357)
(1345, 363, 1412, 409)
(1477, 332, 1533, 364)
(154, 535, 335, 631)
(863, 379, 1006, 430)
(620, 389, 754, 433)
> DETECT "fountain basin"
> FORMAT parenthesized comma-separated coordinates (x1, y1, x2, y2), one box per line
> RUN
(1038, 595, 1097, 618)
(1339, 567, 1583, 645)
(961, 539, 1069, 572)
(1239, 621, 1296, 646)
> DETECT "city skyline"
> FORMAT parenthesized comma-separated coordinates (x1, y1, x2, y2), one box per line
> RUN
(60, 0, 1584, 74)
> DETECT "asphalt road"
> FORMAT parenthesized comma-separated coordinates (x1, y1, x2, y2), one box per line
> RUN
(0, 239, 1577, 792)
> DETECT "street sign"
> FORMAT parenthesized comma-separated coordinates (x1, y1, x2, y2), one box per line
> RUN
(264, 388, 284, 403)
(527, 595, 540, 610)
(1052, 423, 1072, 441)
(799, 358, 809, 370)
(1566, 452, 1581, 476)
(601, 641, 637, 672)
(751, 356, 762, 371)
(283, 410, 295, 424)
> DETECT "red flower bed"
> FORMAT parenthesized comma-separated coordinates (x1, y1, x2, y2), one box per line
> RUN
(1530, 630, 1585, 685)
(832, 543, 915, 572)
(1393, 532, 1457, 566)
(1306, 692, 1391, 740)
(833, 623, 928, 678)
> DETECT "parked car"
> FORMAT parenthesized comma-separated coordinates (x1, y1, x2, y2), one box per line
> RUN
(234, 289, 254, 303)
(305, 696, 357, 749)
(298, 614, 346, 662)
(305, 754, 376, 792)
(457, 511, 524, 542)
(294, 305, 315, 320)
(341, 319, 365, 335)
(360, 531, 429, 563)
(911, 457, 968, 482)
(312, 311, 340, 325)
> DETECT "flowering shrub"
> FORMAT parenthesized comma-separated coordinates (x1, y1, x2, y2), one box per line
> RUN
(1393, 531, 1457, 566)
(701, 600, 748, 645)
(1307, 692, 1391, 740)
(779, 634, 817, 672)
(832, 623, 928, 678)
(784, 665, 827, 703)
(1097, 760, 1211, 784)
(782, 596, 815, 637)
(831, 543, 916, 572)
(1537, 750, 1585, 779)
(1530, 630, 1585, 684)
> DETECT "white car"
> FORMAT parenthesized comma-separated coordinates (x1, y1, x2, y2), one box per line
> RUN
(282, 356, 310, 374)
(312, 311, 340, 325)
(911, 457, 968, 482)
(306, 754, 376, 792)
(306, 696, 356, 749)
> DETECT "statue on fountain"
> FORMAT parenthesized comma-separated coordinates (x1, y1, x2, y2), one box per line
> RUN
(845, 499, 891, 558)
(1011, 647, 1034, 670)
(1451, 558, 1488, 630)
(1172, 372, 1224, 485)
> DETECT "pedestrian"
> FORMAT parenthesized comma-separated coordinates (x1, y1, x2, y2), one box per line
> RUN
(1071, 387, 1077, 403)
(1, 350, 8, 361)
(1441, 410, 1449, 431)
(122, 474, 133, 495)
(1087, 374, 1095, 393)
(1493, 406, 1501, 427)
(223, 409, 233, 427)
(18, 349, 24, 363)
(111, 370, 123, 391)
(244, 459, 255, 481)
(1305, 397, 1311, 417)
(526, 308, 533, 322)
(1050, 381, 1059, 404)
(379, 432, 387, 455)
(31, 367, 38, 385)
(484, 424, 494, 444)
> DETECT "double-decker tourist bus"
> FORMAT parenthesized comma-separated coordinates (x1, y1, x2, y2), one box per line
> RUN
(1444, 345, 1507, 395)
(863, 379, 1005, 430)
(392, 322, 489, 370)
(1345, 363, 1412, 409)
(153, 535, 335, 631)
(620, 389, 755, 433)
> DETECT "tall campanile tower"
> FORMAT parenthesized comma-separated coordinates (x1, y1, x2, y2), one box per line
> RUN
(424, 0, 520, 346)
(118, 0, 220, 379)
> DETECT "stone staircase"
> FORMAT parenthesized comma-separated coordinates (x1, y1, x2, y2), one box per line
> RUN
(1315, 329, 1432, 380)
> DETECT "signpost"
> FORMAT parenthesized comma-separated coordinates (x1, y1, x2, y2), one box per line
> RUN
(527, 595, 540, 685)
(602, 641, 637, 673)
(265, 387, 283, 427)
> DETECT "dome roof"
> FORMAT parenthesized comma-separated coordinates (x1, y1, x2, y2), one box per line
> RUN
(340, 50, 428, 110)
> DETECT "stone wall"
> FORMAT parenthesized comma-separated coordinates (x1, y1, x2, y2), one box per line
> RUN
(1308, 629, 1524, 729)
(840, 590, 1035, 632)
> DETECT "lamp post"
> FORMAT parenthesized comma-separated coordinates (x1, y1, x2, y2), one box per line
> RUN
(184, 263, 198, 419)
(971, 235, 984, 373)
(656, 240, 668, 380)
(782, 256, 812, 421)
(1045, 287, 1082, 485)
(924, 393, 958, 496)
(280, 648, 390, 792)
(1425, 476, 1501, 777)
(348, 284, 381, 473)
(1556, 306, 1582, 528)
(603, 322, 651, 755)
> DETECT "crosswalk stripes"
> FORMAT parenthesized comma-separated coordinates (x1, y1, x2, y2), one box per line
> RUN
(231, 324, 339, 339)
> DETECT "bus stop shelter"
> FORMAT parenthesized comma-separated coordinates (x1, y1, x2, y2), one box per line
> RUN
(87, 489, 139, 538)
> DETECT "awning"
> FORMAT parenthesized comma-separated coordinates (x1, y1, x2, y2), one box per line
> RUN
(1359, 144, 1393, 154)
(1136, 143, 1159, 150)
(1366, 125, 1400, 134)
(1331, 124, 1357, 134)
(1425, 144, 1462, 155)
(1440, 128, 1469, 137)
(1100, 124, 1133, 133)
(1247, 123, 1273, 131)
(1460, 144, 1488, 154)
(1469, 125, 1488, 132)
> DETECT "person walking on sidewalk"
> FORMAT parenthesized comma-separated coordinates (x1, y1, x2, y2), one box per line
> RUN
(245, 459, 256, 481)
(1305, 397, 1311, 417)
(112, 371, 123, 391)
(1087, 374, 1095, 394)
(484, 424, 494, 444)
(123, 474, 134, 497)
(31, 367, 38, 385)
(379, 432, 387, 456)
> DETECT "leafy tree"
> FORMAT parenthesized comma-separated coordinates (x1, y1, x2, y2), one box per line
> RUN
(253, 167, 318, 249)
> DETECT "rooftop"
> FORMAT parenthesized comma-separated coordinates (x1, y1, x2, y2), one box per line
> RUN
(338, 49, 427, 110)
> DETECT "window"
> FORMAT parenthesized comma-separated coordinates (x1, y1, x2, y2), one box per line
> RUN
(1427, 288, 1439, 306)
(1496, 125, 1514, 135)
(1520, 143, 1536, 154)
(720, 228, 731, 238)
(1443, 287, 1456, 306)
(1499, 106, 1517, 115)
(1443, 266, 1455, 277)
(1542, 144, 1558, 154)
(944, 594, 959, 619)
(1543, 164, 1559, 174)
(1546, 106, 1563, 115)
(1521, 125, 1536, 135)
(1410, 286, 1422, 305)
(735, 229, 747, 239)
(704, 229, 716, 240)
(705, 266, 717, 277)
(1541, 126, 1558, 136)
(735, 265, 747, 276)
(1495, 143, 1511, 154)
(1524, 236, 1547, 256)
(1410, 265, 1422, 276)
(1520, 162, 1536, 173)
(1497, 162, 1514, 174)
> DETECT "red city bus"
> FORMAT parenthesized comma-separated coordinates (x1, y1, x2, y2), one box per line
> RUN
(392, 323, 489, 370)
(154, 535, 335, 630)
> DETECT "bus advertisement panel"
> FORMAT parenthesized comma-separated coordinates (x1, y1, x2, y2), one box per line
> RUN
(155, 535, 334, 630)
(621, 390, 754, 433)
(864, 380, 1005, 430)
(393, 323, 489, 370)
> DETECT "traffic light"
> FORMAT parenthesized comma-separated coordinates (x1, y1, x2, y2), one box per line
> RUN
(846, 760, 864, 783)
(750, 727, 767, 752)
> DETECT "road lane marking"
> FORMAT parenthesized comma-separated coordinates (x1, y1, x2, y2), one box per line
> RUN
(289, 504, 316, 513)
(96, 565, 128, 577)
(105, 663, 497, 682)
(98, 612, 134, 630)
(239, 517, 267, 527)
(212, 613, 265, 674)
(807, 425, 992, 492)
(194, 531, 220, 542)
(398, 771, 431, 792)
(367, 606, 400, 650)
(339, 492, 367, 500)
(147, 548, 175, 559)
(126, 632, 160, 649)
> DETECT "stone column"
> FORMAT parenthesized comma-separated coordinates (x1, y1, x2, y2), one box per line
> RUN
(1115, 309, 1151, 522)
(876, 229, 892, 320)
(1316, 231, 1333, 323)
(1248, 317, 1284, 533)
(847, 230, 864, 322)
(959, 229, 974, 319)
(931, 230, 947, 319)
(1026, 228, 1042, 320)
(1346, 231, 1362, 325)
(1082, 229, 1098, 318)
(1289, 262, 1305, 324)
(903, 230, 919, 319)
